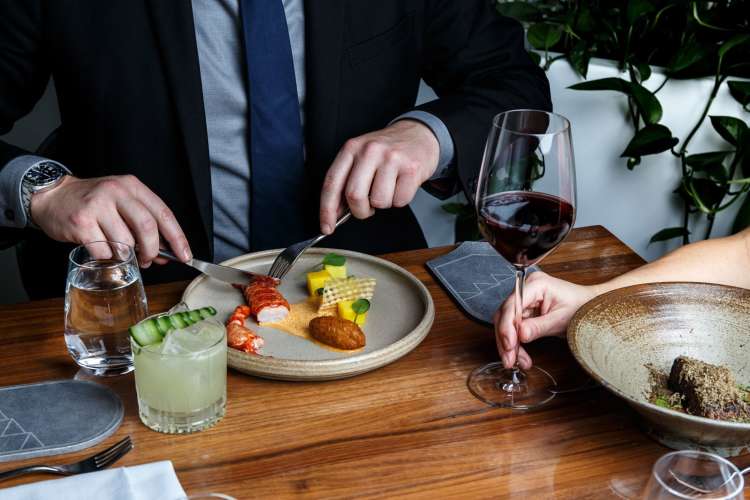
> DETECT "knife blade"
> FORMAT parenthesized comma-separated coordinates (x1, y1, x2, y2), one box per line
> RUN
(157, 249, 275, 286)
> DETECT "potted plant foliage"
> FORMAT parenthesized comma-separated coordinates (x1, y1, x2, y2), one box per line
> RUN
(444, 0, 749, 258)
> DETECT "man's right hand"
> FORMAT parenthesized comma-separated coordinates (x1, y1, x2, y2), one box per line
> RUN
(30, 175, 192, 268)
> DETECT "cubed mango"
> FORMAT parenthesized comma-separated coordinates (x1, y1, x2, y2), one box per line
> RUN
(307, 270, 332, 297)
(337, 300, 367, 326)
(324, 263, 347, 279)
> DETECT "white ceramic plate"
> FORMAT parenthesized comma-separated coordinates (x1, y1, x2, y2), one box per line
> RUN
(181, 248, 434, 381)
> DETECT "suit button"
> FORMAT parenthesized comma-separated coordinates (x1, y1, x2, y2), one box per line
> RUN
(4, 209, 14, 221)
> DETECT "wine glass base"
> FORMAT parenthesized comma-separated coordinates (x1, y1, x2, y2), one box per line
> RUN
(467, 362, 557, 410)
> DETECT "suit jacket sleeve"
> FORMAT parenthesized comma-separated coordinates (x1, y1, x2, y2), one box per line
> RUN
(0, 1, 50, 245)
(0, 1, 50, 167)
(415, 0, 551, 200)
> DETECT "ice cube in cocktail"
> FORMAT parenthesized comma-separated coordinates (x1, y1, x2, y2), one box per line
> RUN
(131, 314, 227, 434)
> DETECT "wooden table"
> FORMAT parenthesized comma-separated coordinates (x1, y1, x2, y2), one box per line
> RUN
(1, 225, 748, 498)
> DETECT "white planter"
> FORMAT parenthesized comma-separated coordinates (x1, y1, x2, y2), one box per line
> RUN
(411, 59, 750, 261)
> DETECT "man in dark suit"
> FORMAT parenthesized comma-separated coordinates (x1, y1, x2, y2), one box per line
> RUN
(0, 0, 550, 298)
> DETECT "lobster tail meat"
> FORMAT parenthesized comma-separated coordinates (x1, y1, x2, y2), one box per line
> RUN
(226, 305, 265, 354)
(236, 276, 290, 323)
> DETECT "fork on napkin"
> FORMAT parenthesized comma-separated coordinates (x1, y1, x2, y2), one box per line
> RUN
(0, 460, 186, 500)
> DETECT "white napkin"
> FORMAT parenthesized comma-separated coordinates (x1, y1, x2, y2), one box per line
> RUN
(0, 460, 186, 500)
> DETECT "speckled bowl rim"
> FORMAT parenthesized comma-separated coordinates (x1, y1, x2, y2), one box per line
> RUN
(181, 248, 435, 381)
(567, 281, 750, 431)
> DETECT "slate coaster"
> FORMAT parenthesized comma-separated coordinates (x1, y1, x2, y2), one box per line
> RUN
(426, 241, 536, 325)
(0, 380, 123, 463)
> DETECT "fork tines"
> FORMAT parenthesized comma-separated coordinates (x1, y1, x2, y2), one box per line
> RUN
(95, 436, 133, 468)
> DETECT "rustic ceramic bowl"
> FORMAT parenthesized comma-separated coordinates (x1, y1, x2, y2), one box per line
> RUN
(568, 282, 750, 457)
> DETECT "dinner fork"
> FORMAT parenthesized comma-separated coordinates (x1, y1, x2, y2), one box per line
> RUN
(0, 436, 133, 482)
(267, 211, 352, 281)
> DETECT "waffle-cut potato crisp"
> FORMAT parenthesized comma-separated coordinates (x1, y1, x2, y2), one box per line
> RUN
(320, 277, 376, 309)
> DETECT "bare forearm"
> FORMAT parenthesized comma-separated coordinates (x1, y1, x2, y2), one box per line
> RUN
(594, 230, 750, 295)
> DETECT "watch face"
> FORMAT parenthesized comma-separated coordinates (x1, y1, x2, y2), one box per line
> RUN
(26, 162, 65, 187)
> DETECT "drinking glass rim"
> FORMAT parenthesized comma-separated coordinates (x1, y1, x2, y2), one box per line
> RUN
(652, 450, 744, 499)
(69, 240, 136, 269)
(491, 109, 571, 136)
(131, 314, 227, 358)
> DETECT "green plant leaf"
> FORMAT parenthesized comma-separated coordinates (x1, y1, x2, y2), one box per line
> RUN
(322, 253, 346, 267)
(635, 61, 652, 82)
(685, 151, 730, 170)
(688, 178, 725, 211)
(649, 227, 688, 244)
(569, 78, 661, 124)
(496, 1, 540, 22)
(442, 202, 473, 216)
(630, 82, 662, 124)
(567, 42, 590, 78)
(351, 298, 371, 315)
(528, 50, 542, 67)
(621, 125, 678, 157)
(574, 7, 595, 33)
(710, 116, 748, 146)
(527, 23, 563, 51)
(728, 81, 750, 108)
(732, 194, 750, 234)
(627, 0, 655, 25)
(569, 77, 630, 93)
(718, 34, 750, 63)
(668, 39, 710, 74)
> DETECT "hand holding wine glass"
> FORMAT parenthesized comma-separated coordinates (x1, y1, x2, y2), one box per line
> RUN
(468, 109, 576, 410)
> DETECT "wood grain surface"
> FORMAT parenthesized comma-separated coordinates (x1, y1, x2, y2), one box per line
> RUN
(1, 226, 747, 499)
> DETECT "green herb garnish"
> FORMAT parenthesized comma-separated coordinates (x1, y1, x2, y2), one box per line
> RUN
(322, 253, 346, 267)
(316, 287, 324, 296)
(352, 298, 370, 323)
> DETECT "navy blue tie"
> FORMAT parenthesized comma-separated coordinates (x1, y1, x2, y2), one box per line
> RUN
(240, 0, 306, 250)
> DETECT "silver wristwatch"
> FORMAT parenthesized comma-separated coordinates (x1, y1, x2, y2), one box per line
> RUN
(21, 161, 70, 228)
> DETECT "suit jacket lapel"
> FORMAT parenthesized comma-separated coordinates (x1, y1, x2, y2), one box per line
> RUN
(304, 0, 345, 166)
(145, 0, 213, 253)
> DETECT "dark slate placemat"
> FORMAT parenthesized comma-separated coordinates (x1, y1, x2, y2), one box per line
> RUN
(426, 241, 537, 325)
(0, 380, 123, 463)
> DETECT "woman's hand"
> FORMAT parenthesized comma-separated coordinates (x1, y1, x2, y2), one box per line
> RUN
(494, 271, 598, 369)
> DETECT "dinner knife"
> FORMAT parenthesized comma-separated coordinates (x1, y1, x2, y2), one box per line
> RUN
(157, 249, 276, 285)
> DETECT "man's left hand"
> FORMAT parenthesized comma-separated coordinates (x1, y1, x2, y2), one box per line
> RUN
(319, 120, 440, 234)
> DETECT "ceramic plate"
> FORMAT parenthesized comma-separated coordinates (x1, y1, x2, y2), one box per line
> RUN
(568, 282, 750, 456)
(181, 248, 434, 381)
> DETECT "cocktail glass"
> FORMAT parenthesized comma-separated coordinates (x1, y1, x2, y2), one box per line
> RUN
(131, 305, 227, 434)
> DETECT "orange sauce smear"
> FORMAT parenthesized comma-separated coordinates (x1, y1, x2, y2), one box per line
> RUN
(261, 298, 363, 354)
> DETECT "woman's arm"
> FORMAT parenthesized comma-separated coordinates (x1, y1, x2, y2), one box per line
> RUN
(496, 228, 750, 369)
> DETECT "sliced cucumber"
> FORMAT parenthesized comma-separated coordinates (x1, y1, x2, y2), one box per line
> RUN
(199, 306, 216, 319)
(129, 307, 218, 346)
(169, 314, 188, 329)
(129, 319, 164, 347)
(156, 316, 174, 335)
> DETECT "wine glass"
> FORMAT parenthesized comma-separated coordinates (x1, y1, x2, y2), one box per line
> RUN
(467, 109, 576, 409)
(643, 450, 745, 499)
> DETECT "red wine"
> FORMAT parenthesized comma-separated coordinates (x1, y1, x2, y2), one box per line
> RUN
(479, 191, 574, 267)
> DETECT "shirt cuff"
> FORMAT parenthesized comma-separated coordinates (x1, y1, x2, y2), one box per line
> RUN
(391, 110, 456, 180)
(0, 155, 69, 228)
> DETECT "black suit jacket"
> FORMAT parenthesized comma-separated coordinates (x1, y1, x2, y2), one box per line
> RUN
(0, 0, 550, 298)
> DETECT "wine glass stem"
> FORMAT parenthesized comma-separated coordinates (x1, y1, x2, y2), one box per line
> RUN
(513, 266, 526, 360)
(501, 266, 526, 393)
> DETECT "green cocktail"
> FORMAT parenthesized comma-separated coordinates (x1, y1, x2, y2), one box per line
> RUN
(130, 308, 227, 434)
